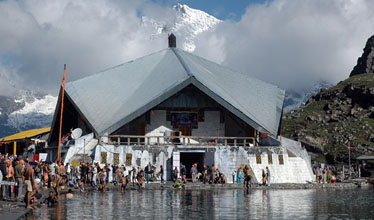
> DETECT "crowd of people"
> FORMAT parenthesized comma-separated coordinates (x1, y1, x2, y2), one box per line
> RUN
(172, 164, 228, 185)
(232, 165, 256, 189)
(0, 153, 263, 210)
(0, 154, 169, 210)
(313, 166, 342, 183)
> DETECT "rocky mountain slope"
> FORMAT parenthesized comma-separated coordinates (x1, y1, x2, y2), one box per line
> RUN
(350, 35, 374, 77)
(282, 73, 374, 164)
(282, 34, 374, 165)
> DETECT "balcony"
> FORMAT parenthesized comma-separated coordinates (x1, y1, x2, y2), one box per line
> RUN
(100, 135, 257, 147)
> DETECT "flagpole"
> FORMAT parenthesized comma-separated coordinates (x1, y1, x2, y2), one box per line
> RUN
(57, 64, 66, 162)
(348, 142, 351, 179)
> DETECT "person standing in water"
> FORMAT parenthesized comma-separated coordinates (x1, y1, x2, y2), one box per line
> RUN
(159, 165, 164, 184)
(266, 167, 271, 186)
(24, 161, 36, 209)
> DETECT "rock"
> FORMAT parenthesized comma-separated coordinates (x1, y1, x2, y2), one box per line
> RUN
(369, 112, 374, 119)
(328, 114, 339, 123)
(350, 35, 374, 77)
(324, 103, 332, 111)
(368, 134, 374, 142)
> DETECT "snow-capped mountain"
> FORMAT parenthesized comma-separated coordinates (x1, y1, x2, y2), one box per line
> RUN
(142, 3, 221, 52)
(0, 91, 57, 138)
(7, 92, 57, 130)
(284, 81, 333, 111)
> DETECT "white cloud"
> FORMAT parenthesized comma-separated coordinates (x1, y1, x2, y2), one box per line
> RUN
(1, 0, 374, 96)
(194, 0, 374, 91)
(0, 0, 168, 95)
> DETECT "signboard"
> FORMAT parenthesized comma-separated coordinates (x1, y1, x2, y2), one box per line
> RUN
(71, 161, 80, 167)
(1, 181, 18, 186)
(171, 112, 198, 128)
(126, 153, 132, 166)
(268, 154, 273, 164)
(256, 154, 262, 164)
(39, 153, 48, 162)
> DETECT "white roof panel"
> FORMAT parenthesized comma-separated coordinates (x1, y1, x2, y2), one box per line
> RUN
(63, 48, 285, 136)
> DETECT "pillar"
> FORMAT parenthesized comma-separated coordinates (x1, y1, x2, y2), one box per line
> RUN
(13, 142, 17, 155)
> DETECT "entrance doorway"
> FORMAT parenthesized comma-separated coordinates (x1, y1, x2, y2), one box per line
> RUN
(180, 152, 204, 178)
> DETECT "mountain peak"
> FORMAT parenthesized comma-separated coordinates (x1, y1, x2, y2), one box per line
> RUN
(173, 3, 189, 14)
(142, 4, 221, 52)
(350, 35, 374, 77)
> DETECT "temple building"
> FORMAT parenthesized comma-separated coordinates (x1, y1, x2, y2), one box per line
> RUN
(48, 34, 314, 183)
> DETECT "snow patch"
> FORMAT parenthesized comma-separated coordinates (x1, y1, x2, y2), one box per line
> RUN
(7, 93, 57, 130)
(285, 81, 333, 111)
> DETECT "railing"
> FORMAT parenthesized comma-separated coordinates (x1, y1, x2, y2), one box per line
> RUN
(101, 135, 256, 147)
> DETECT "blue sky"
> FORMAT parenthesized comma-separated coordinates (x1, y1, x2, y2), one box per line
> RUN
(149, 0, 268, 20)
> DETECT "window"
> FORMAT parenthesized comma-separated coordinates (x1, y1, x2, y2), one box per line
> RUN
(268, 154, 273, 164)
(278, 154, 284, 165)
(256, 154, 262, 164)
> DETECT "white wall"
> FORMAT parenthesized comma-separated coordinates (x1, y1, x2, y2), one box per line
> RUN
(248, 148, 313, 183)
(145, 110, 224, 137)
(192, 111, 225, 137)
(145, 110, 172, 135)
(93, 144, 174, 181)
(91, 144, 313, 183)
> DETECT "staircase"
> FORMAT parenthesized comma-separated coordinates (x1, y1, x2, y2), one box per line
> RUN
(63, 133, 98, 164)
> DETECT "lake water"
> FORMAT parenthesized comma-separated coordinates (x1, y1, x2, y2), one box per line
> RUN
(25, 188, 374, 220)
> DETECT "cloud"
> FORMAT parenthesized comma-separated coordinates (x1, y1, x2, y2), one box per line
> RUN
(0, 65, 23, 97)
(1, 0, 374, 97)
(0, 0, 170, 95)
(194, 0, 374, 92)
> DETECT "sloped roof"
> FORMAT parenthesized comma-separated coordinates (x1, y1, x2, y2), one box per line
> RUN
(64, 48, 285, 136)
(1, 127, 51, 142)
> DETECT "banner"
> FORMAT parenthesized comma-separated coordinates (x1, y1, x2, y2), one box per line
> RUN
(1, 181, 17, 186)
(113, 153, 119, 165)
(101, 152, 107, 164)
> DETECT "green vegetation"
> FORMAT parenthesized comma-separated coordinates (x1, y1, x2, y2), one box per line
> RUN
(282, 73, 374, 164)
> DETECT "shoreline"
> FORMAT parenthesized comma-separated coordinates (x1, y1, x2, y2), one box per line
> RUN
(3, 181, 372, 220)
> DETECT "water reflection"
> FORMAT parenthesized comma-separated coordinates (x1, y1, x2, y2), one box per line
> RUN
(26, 188, 374, 220)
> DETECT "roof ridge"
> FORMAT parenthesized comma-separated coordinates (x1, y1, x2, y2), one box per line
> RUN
(171, 48, 193, 77)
